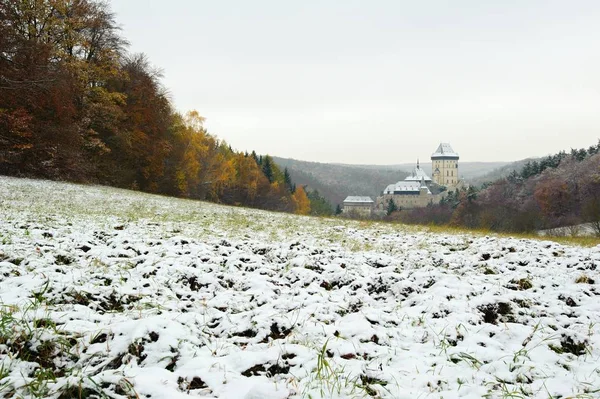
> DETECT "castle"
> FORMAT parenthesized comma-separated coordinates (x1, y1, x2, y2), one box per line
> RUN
(373, 143, 461, 212)
(342, 143, 462, 216)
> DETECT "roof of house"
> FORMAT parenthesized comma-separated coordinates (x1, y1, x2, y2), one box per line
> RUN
(343, 196, 374, 204)
(431, 143, 459, 159)
(383, 181, 431, 195)
(404, 162, 432, 182)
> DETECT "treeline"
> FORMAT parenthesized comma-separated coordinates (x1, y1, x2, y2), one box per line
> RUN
(397, 142, 600, 234)
(508, 142, 600, 181)
(0, 0, 315, 214)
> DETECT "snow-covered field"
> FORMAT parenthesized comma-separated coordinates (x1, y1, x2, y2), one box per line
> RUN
(1, 176, 599, 399)
(539, 224, 599, 238)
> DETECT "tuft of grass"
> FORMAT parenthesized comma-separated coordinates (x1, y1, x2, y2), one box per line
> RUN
(509, 278, 533, 291)
(549, 335, 589, 357)
(302, 338, 376, 398)
(575, 275, 595, 284)
(0, 361, 10, 394)
(449, 352, 482, 370)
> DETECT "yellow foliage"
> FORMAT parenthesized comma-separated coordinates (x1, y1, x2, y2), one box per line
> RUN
(184, 110, 206, 132)
(175, 169, 187, 195)
(292, 186, 311, 215)
(233, 154, 260, 200)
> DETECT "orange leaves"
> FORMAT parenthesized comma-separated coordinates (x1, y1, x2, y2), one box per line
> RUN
(292, 186, 311, 215)
(0, 108, 33, 143)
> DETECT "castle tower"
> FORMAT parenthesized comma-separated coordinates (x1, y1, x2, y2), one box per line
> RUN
(431, 143, 459, 187)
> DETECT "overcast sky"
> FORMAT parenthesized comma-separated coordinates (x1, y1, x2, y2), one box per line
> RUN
(110, 0, 600, 164)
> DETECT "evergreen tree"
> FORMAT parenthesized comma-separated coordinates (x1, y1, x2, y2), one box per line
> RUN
(262, 156, 273, 183)
(467, 185, 478, 202)
(507, 170, 520, 184)
(283, 167, 293, 192)
(531, 160, 540, 175)
(307, 190, 333, 216)
(386, 198, 398, 216)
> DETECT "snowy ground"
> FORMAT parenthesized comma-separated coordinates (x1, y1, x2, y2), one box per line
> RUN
(1, 176, 599, 399)
(539, 224, 599, 238)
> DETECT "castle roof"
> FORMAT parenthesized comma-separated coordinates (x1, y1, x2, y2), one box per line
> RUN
(432, 143, 459, 159)
(343, 196, 374, 204)
(384, 181, 431, 195)
(404, 161, 432, 182)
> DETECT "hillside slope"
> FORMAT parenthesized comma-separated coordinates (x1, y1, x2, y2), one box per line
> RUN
(1, 177, 599, 398)
(469, 158, 539, 187)
(273, 157, 409, 205)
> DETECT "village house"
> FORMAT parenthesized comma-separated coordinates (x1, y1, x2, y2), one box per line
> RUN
(342, 196, 374, 217)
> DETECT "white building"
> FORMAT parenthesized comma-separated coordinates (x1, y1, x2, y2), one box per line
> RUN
(342, 196, 374, 217)
(378, 177, 433, 209)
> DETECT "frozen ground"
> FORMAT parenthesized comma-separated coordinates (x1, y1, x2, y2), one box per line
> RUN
(539, 224, 599, 238)
(0, 176, 599, 399)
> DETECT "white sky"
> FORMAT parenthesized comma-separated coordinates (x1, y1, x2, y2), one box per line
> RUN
(110, 0, 600, 164)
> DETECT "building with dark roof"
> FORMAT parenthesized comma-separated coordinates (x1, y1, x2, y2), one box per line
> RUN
(342, 196, 374, 217)
(431, 142, 459, 186)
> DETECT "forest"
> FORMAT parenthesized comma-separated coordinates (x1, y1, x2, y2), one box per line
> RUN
(0, 0, 328, 215)
(396, 142, 600, 234)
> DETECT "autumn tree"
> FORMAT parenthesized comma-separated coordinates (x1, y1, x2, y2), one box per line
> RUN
(0, 0, 307, 215)
(292, 185, 311, 215)
(534, 177, 572, 220)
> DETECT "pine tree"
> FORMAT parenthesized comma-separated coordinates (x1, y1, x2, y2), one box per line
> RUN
(262, 156, 273, 183)
(386, 198, 398, 216)
(283, 167, 293, 192)
(307, 190, 333, 216)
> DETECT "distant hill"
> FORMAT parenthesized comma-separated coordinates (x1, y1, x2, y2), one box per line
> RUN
(469, 158, 539, 187)
(273, 157, 409, 207)
(273, 157, 514, 206)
